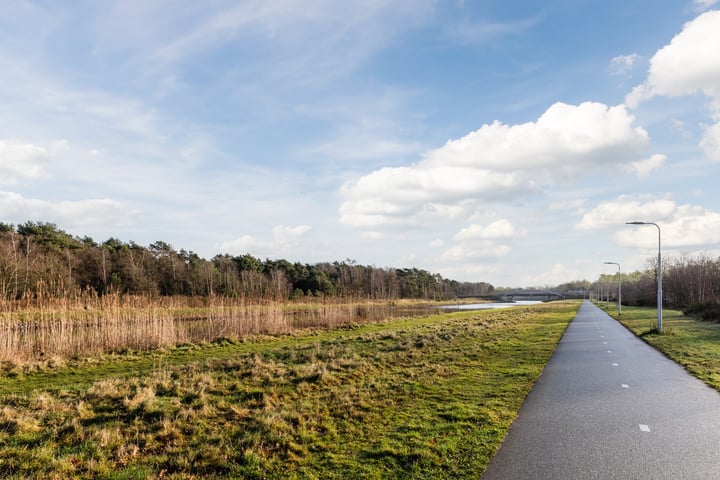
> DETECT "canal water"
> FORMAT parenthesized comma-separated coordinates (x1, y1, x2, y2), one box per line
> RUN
(441, 300, 543, 310)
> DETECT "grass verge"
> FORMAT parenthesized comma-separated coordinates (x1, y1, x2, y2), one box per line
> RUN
(606, 304, 720, 391)
(0, 301, 579, 479)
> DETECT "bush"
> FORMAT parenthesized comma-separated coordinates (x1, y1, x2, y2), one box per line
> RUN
(682, 302, 720, 322)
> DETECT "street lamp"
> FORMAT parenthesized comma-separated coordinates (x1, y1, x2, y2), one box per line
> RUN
(626, 221, 662, 332)
(604, 262, 621, 315)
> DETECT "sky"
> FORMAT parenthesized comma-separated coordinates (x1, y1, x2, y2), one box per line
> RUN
(2, 0, 720, 288)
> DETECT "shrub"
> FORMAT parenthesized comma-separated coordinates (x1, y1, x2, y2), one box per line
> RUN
(682, 302, 720, 322)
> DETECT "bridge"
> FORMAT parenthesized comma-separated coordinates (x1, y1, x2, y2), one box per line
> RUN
(456, 289, 585, 302)
(497, 290, 566, 302)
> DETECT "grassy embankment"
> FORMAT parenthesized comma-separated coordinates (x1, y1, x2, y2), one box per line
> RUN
(0, 301, 579, 479)
(602, 304, 720, 391)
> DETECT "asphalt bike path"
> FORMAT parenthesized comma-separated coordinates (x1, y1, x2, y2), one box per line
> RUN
(482, 300, 720, 479)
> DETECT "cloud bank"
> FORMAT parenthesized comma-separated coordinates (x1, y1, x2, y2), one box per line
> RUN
(578, 196, 720, 249)
(0, 191, 131, 230)
(627, 10, 720, 109)
(627, 9, 720, 163)
(0, 140, 50, 184)
(218, 224, 312, 256)
(340, 101, 655, 229)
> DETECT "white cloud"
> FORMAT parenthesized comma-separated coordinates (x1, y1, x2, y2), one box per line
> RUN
(578, 196, 720, 249)
(453, 219, 516, 241)
(273, 224, 311, 239)
(625, 153, 667, 177)
(700, 122, 720, 160)
(441, 243, 512, 262)
(219, 225, 312, 256)
(610, 53, 641, 76)
(341, 101, 652, 229)
(626, 10, 720, 112)
(273, 224, 312, 250)
(0, 140, 50, 184)
(422, 102, 648, 173)
(626, 10, 720, 163)
(694, 0, 719, 11)
(339, 165, 529, 228)
(218, 235, 263, 254)
(0, 191, 131, 228)
(577, 196, 677, 230)
(439, 219, 518, 264)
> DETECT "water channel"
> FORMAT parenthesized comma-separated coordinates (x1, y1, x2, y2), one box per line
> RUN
(440, 300, 543, 310)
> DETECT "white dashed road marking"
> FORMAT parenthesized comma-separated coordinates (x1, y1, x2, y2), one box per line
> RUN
(621, 384, 629, 388)
(639, 424, 651, 432)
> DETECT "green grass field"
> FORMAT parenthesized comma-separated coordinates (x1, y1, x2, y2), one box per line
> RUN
(604, 303, 720, 392)
(0, 301, 580, 479)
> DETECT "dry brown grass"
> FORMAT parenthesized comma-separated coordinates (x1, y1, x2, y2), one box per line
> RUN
(0, 294, 431, 363)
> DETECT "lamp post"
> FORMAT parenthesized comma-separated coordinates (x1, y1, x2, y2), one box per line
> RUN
(604, 262, 621, 315)
(626, 221, 662, 332)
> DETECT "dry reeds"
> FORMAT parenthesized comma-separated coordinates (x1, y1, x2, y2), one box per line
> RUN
(0, 293, 417, 363)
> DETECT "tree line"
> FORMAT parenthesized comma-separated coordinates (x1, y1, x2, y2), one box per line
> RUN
(0, 222, 494, 303)
(596, 252, 720, 314)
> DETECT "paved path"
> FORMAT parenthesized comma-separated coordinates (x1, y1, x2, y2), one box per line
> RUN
(482, 300, 720, 479)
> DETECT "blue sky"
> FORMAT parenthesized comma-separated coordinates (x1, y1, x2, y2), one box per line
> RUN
(2, 0, 720, 287)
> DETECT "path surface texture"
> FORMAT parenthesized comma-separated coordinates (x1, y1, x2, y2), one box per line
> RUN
(482, 300, 720, 479)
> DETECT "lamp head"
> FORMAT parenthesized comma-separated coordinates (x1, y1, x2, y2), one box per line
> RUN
(626, 221, 646, 225)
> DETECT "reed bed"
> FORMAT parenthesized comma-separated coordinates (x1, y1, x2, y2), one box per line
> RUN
(0, 295, 430, 362)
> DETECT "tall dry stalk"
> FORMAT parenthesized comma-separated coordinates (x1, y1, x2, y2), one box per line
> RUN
(0, 292, 411, 363)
